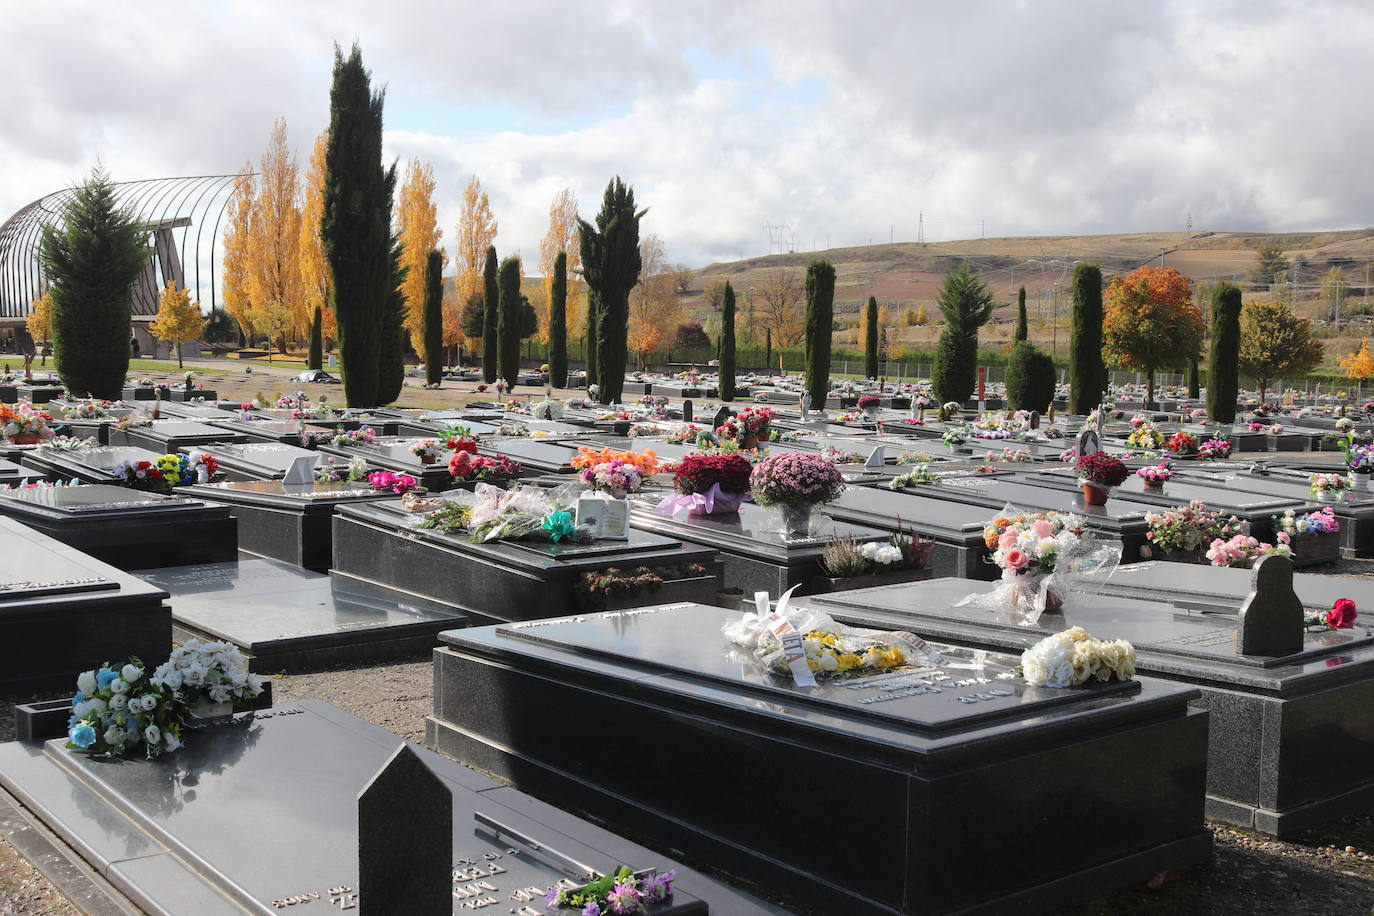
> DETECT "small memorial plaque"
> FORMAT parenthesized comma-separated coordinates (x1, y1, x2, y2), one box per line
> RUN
(0, 484, 190, 514)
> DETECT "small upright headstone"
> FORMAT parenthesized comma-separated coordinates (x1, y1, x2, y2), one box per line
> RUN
(1235, 555, 1304, 657)
(358, 744, 452, 915)
(681, 399, 693, 423)
(1028, 410, 1040, 430)
(864, 445, 885, 469)
(1075, 428, 1100, 458)
(713, 405, 732, 430)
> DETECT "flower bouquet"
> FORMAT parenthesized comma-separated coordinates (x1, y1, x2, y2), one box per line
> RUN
(331, 425, 377, 448)
(409, 439, 442, 465)
(1273, 506, 1339, 541)
(1142, 500, 1247, 560)
(1125, 425, 1164, 450)
(941, 427, 969, 448)
(0, 402, 54, 443)
(1136, 462, 1173, 487)
(857, 394, 881, 417)
(367, 471, 420, 494)
(1075, 452, 1128, 505)
(1165, 432, 1197, 455)
(666, 423, 706, 445)
(957, 507, 1120, 623)
(655, 453, 751, 517)
(61, 399, 113, 420)
(66, 659, 186, 758)
(464, 483, 594, 544)
(1310, 473, 1353, 499)
(890, 464, 940, 488)
(1305, 598, 1357, 631)
(581, 458, 645, 496)
(151, 638, 266, 720)
(937, 401, 962, 422)
(530, 399, 565, 420)
(1205, 533, 1292, 568)
(447, 450, 521, 483)
(36, 435, 98, 452)
(1196, 437, 1233, 460)
(818, 529, 933, 588)
(749, 451, 844, 536)
(1021, 627, 1135, 688)
(546, 866, 676, 914)
(113, 454, 196, 494)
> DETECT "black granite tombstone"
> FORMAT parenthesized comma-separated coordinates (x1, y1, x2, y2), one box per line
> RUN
(359, 744, 451, 915)
(0, 700, 769, 915)
(0, 518, 169, 692)
(0, 483, 236, 570)
(429, 604, 1208, 915)
(809, 577, 1374, 835)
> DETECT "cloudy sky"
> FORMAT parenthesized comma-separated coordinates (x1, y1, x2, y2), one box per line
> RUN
(4, 0, 1373, 272)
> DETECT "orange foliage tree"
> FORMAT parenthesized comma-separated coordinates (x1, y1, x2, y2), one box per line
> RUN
(453, 176, 497, 305)
(246, 118, 303, 348)
(221, 167, 257, 342)
(627, 234, 679, 368)
(1102, 266, 1204, 407)
(396, 158, 443, 348)
(298, 130, 335, 345)
(537, 188, 583, 345)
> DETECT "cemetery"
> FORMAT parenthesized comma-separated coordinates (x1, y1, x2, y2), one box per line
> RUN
(3, 15, 1374, 916)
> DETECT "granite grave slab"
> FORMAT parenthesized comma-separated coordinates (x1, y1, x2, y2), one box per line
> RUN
(110, 419, 246, 453)
(430, 604, 1208, 915)
(319, 437, 457, 491)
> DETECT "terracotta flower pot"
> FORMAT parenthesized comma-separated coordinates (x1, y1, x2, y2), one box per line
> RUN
(8, 433, 44, 445)
(741, 433, 759, 450)
(420, 454, 436, 465)
(1143, 480, 1164, 490)
(1081, 482, 1110, 506)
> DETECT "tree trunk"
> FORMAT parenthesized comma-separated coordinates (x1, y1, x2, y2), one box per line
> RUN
(177, 346, 183, 369)
(1146, 368, 1154, 410)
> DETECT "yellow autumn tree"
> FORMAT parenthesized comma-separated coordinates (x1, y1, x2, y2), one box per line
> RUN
(396, 158, 444, 348)
(298, 130, 335, 345)
(246, 118, 303, 348)
(1340, 339, 1374, 384)
(221, 166, 257, 342)
(27, 293, 53, 347)
(627, 234, 679, 369)
(537, 188, 584, 344)
(453, 175, 497, 306)
(149, 281, 207, 368)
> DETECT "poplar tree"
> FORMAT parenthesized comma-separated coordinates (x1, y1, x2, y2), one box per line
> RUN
(322, 43, 396, 407)
(864, 295, 879, 379)
(1014, 286, 1029, 342)
(38, 167, 148, 399)
(497, 255, 522, 390)
(579, 177, 644, 404)
(549, 251, 568, 388)
(422, 248, 444, 386)
(1068, 264, 1106, 414)
(481, 245, 498, 382)
(719, 282, 736, 401)
(804, 260, 836, 406)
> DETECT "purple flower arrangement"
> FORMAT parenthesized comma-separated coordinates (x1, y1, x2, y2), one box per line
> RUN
(749, 451, 844, 508)
(1196, 437, 1233, 460)
(546, 866, 676, 915)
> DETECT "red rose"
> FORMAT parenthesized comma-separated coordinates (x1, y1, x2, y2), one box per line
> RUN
(1327, 598, 1357, 629)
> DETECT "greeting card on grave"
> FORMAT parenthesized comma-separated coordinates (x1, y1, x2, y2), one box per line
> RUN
(283, 454, 319, 485)
(575, 491, 630, 540)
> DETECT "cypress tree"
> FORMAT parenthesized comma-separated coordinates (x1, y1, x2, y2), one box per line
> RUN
(322, 43, 396, 408)
(1068, 264, 1105, 415)
(1187, 358, 1200, 400)
(804, 260, 836, 406)
(422, 248, 444, 386)
(579, 177, 644, 404)
(549, 251, 568, 388)
(1208, 281, 1242, 423)
(719, 282, 737, 401)
(376, 236, 407, 405)
(497, 255, 522, 390)
(864, 296, 879, 379)
(585, 290, 600, 388)
(931, 262, 994, 404)
(1014, 286, 1028, 342)
(38, 167, 148, 399)
(1005, 340, 1056, 412)
(481, 245, 498, 383)
(307, 306, 323, 370)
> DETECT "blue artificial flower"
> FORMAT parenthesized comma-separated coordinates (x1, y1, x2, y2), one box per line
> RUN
(71, 692, 82, 709)
(68, 723, 97, 749)
(96, 668, 117, 690)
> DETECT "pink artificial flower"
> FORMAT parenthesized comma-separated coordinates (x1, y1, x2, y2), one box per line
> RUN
(1030, 520, 1054, 539)
(998, 531, 1019, 549)
(1004, 548, 1030, 570)
(1327, 598, 1358, 629)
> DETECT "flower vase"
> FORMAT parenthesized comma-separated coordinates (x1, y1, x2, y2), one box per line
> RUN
(189, 698, 233, 724)
(1081, 482, 1110, 506)
(420, 454, 437, 465)
(864, 409, 878, 422)
(1143, 480, 1164, 491)
(741, 433, 759, 450)
(8, 433, 43, 445)
(773, 504, 813, 537)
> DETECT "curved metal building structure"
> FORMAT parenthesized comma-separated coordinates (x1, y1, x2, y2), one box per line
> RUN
(0, 174, 251, 327)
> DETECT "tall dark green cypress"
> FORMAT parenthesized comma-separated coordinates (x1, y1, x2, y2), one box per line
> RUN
(497, 255, 522, 390)
(549, 251, 568, 388)
(931, 262, 994, 404)
(481, 246, 498, 383)
(804, 260, 836, 406)
(719, 282, 737, 401)
(864, 296, 879, 379)
(38, 167, 148, 399)
(307, 306, 323, 370)
(584, 290, 600, 387)
(1187, 359, 1201, 400)
(1208, 281, 1242, 423)
(422, 248, 444, 386)
(1068, 264, 1105, 415)
(322, 43, 396, 408)
(579, 177, 644, 405)
(376, 236, 407, 405)
(1014, 286, 1028, 342)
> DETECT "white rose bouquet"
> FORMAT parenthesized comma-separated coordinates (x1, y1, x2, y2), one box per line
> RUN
(1021, 627, 1135, 688)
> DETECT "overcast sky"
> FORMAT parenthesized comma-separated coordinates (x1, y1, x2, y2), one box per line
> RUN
(4, 0, 1373, 271)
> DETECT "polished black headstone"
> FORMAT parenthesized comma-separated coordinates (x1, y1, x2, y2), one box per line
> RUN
(681, 399, 693, 423)
(1236, 555, 1304, 657)
(712, 405, 730, 429)
(359, 744, 451, 915)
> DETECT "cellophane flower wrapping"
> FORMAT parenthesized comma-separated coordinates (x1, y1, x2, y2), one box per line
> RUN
(722, 603, 939, 679)
(463, 482, 594, 544)
(956, 503, 1123, 625)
